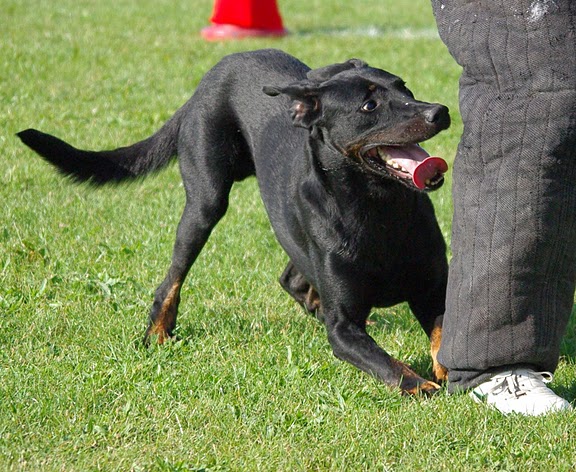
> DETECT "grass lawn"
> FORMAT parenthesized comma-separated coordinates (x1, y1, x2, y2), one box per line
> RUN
(2, 0, 576, 470)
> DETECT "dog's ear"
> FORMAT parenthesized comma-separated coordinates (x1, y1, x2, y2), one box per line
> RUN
(306, 58, 367, 82)
(263, 83, 322, 129)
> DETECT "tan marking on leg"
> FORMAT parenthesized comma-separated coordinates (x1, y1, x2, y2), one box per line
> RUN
(305, 285, 321, 312)
(147, 280, 182, 344)
(430, 315, 448, 382)
(391, 358, 441, 396)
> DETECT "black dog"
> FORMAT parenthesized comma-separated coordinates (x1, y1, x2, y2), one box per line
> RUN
(18, 49, 450, 394)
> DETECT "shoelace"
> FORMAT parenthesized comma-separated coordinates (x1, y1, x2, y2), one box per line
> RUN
(487, 371, 554, 399)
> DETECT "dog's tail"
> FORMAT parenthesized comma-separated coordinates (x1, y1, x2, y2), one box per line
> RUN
(17, 113, 181, 185)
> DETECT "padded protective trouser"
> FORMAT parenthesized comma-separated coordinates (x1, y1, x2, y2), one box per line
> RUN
(431, 0, 576, 390)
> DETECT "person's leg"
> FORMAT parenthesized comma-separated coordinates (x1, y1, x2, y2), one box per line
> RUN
(431, 0, 576, 406)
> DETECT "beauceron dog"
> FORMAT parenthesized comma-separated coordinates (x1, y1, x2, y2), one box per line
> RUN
(18, 49, 450, 394)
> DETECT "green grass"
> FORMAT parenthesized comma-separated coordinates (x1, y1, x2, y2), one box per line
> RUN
(2, 0, 576, 470)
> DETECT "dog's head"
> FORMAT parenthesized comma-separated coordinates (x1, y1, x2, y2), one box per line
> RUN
(263, 59, 450, 191)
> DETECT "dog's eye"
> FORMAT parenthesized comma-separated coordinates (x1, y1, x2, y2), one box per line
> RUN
(361, 100, 378, 112)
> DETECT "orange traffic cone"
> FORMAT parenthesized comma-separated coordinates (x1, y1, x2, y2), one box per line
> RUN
(201, 0, 288, 41)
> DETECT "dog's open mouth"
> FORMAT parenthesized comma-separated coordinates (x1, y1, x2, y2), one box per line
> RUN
(361, 144, 448, 191)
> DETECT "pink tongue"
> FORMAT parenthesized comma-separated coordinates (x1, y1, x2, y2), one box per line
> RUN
(385, 145, 448, 189)
(412, 157, 449, 189)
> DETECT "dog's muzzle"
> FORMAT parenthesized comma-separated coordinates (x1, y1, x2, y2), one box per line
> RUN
(361, 144, 448, 191)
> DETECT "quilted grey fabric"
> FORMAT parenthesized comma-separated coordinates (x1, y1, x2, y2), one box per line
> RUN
(431, 0, 576, 390)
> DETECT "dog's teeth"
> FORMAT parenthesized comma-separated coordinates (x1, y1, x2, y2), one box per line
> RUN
(377, 148, 389, 161)
(425, 179, 431, 186)
(386, 158, 409, 173)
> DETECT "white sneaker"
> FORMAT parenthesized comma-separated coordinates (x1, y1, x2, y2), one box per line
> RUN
(469, 368, 572, 416)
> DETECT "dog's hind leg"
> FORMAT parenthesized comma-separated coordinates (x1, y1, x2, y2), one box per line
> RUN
(144, 125, 239, 344)
(144, 194, 231, 343)
(279, 261, 321, 316)
(144, 197, 231, 344)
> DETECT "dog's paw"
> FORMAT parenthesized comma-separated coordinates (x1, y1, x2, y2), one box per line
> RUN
(393, 358, 441, 395)
(401, 378, 442, 396)
(143, 325, 173, 346)
(432, 362, 448, 384)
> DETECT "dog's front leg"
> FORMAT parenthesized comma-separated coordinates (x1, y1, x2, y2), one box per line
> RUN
(323, 306, 440, 395)
(429, 315, 448, 383)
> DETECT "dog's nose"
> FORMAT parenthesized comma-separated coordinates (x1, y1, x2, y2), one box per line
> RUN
(423, 105, 448, 124)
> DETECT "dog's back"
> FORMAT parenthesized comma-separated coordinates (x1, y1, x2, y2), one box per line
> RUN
(17, 49, 308, 186)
